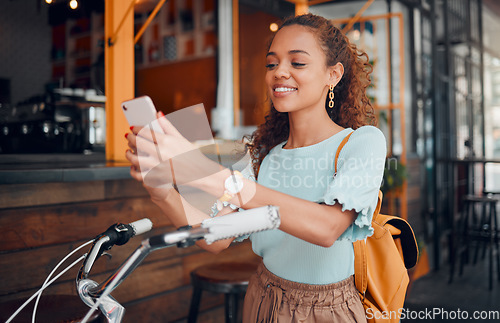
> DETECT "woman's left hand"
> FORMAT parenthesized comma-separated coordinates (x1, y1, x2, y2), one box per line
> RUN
(126, 112, 222, 190)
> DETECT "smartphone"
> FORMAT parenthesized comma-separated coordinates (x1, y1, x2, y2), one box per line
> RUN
(121, 95, 163, 133)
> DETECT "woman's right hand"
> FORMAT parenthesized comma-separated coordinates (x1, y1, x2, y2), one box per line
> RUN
(125, 123, 175, 202)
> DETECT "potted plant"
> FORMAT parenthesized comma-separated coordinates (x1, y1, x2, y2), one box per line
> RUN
(381, 157, 408, 195)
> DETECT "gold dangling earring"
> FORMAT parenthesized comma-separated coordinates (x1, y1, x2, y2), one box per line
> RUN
(329, 84, 335, 108)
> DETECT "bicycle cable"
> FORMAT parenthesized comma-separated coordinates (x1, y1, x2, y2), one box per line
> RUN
(31, 239, 93, 323)
(6, 254, 87, 323)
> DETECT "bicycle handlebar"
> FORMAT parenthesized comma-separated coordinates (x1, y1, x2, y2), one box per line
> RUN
(78, 218, 153, 281)
(77, 205, 280, 323)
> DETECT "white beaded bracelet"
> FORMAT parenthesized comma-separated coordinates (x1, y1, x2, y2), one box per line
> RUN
(209, 201, 242, 218)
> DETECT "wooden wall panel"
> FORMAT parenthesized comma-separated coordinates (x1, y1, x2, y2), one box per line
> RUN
(0, 178, 260, 322)
(0, 182, 106, 209)
(0, 230, 198, 297)
(0, 197, 168, 251)
(239, 7, 278, 126)
(135, 57, 217, 116)
(104, 179, 150, 199)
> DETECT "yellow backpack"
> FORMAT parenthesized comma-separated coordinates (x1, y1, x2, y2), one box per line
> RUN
(335, 132, 419, 323)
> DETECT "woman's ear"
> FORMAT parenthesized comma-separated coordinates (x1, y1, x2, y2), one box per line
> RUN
(329, 62, 344, 87)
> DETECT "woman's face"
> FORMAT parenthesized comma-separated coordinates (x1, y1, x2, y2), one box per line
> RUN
(265, 24, 335, 114)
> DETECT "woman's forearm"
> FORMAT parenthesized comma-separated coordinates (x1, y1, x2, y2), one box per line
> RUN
(197, 169, 356, 247)
(241, 182, 356, 247)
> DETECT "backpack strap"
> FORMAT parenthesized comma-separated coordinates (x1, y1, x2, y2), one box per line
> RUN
(352, 192, 383, 297)
(333, 130, 419, 301)
(353, 237, 368, 297)
(333, 130, 368, 296)
(334, 131, 354, 176)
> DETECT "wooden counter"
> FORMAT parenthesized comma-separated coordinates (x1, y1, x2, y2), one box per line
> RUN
(0, 154, 259, 322)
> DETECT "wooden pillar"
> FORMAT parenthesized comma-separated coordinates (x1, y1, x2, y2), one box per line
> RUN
(105, 0, 135, 162)
(295, 0, 309, 15)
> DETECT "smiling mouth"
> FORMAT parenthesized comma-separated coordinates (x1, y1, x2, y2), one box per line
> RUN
(274, 87, 297, 93)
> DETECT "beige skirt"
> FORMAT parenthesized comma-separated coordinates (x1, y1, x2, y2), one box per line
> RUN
(242, 262, 367, 323)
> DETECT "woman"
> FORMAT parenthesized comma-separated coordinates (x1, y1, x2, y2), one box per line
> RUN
(126, 13, 386, 323)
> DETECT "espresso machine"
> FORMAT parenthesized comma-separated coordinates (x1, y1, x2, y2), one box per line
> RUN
(0, 89, 105, 154)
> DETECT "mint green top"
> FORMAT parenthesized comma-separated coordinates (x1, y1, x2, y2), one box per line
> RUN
(246, 126, 387, 285)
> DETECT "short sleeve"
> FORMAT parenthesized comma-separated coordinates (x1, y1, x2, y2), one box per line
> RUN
(321, 126, 387, 242)
(208, 160, 257, 242)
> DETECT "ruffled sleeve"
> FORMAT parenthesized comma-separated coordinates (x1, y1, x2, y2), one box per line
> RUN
(322, 126, 387, 242)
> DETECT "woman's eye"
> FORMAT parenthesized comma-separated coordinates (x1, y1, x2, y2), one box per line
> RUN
(292, 62, 306, 67)
(266, 63, 277, 69)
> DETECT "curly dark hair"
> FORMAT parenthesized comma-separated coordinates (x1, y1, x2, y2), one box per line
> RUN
(244, 13, 375, 179)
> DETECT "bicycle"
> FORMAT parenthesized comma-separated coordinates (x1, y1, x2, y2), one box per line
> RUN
(6, 205, 280, 323)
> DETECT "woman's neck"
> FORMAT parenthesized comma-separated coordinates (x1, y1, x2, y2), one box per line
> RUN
(284, 109, 344, 149)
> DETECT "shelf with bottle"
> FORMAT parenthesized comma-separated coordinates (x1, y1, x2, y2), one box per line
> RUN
(73, 59, 92, 76)
(135, 0, 216, 69)
(51, 64, 66, 82)
(148, 23, 162, 64)
(69, 36, 92, 59)
(51, 23, 66, 64)
(68, 17, 91, 37)
(90, 12, 104, 65)
(62, 12, 103, 89)
(51, 58, 66, 66)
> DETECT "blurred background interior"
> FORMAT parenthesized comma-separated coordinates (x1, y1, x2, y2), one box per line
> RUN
(1, 0, 500, 322)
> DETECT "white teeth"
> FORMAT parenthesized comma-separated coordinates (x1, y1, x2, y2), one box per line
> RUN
(274, 87, 297, 93)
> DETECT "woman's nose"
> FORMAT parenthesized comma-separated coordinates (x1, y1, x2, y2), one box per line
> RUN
(274, 64, 290, 79)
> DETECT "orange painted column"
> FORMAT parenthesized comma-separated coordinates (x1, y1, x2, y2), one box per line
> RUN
(295, 1, 309, 15)
(105, 0, 135, 162)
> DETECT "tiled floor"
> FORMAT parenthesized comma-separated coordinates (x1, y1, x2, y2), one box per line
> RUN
(403, 257, 500, 322)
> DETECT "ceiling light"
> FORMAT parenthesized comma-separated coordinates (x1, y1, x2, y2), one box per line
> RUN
(69, 0, 78, 10)
(352, 29, 361, 41)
